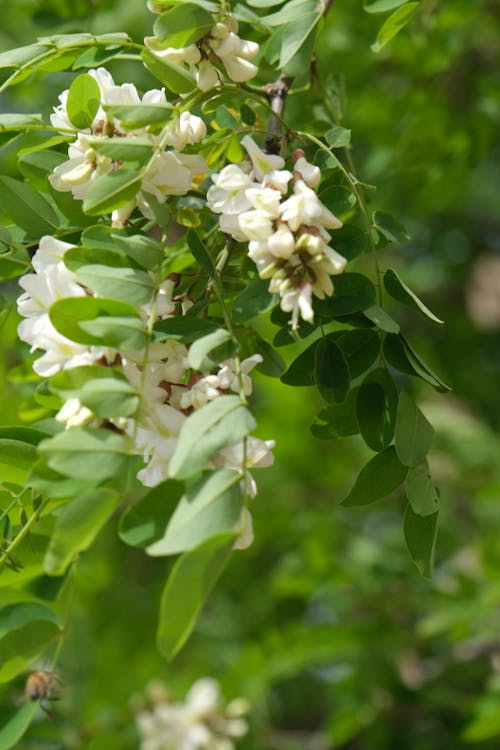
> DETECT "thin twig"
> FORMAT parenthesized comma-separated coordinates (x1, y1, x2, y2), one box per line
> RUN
(263, 75, 294, 155)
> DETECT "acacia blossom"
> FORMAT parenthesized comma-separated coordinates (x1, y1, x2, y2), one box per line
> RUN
(145, 12, 259, 91)
(17, 236, 274, 506)
(49, 68, 207, 223)
(207, 137, 347, 329)
(135, 678, 249, 750)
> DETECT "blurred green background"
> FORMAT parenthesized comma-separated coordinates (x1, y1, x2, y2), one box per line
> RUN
(1, 0, 500, 747)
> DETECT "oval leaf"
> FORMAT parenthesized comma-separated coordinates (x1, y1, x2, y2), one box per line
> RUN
(169, 395, 256, 479)
(0, 176, 59, 236)
(157, 533, 235, 660)
(314, 338, 350, 404)
(0, 702, 39, 750)
(314, 273, 376, 319)
(44, 488, 121, 575)
(119, 479, 184, 548)
(405, 460, 440, 516)
(371, 3, 420, 53)
(341, 445, 408, 506)
(394, 390, 434, 467)
(66, 73, 100, 130)
(148, 469, 242, 556)
(356, 369, 398, 451)
(82, 168, 142, 216)
(403, 503, 438, 578)
(38, 427, 130, 482)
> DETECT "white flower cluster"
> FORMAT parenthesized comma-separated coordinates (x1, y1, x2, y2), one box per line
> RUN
(145, 12, 259, 91)
(17, 236, 274, 505)
(135, 677, 249, 750)
(207, 137, 347, 329)
(49, 68, 207, 224)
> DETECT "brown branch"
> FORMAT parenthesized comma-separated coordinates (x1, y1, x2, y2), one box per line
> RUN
(263, 74, 294, 155)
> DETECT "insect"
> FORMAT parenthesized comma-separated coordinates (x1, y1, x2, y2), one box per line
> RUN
(25, 670, 62, 720)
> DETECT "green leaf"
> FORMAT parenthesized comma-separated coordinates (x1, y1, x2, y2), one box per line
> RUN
(311, 389, 360, 439)
(356, 369, 398, 451)
(331, 329, 380, 377)
(73, 44, 126, 70)
(247, 0, 286, 6)
(82, 168, 142, 216)
(119, 480, 184, 548)
(38, 427, 130, 482)
(188, 329, 237, 371)
(0, 621, 60, 682)
(148, 469, 242, 556)
(403, 503, 438, 578)
(103, 104, 174, 129)
(319, 185, 356, 218)
(157, 532, 235, 660)
(325, 126, 352, 147)
(0, 427, 48, 445)
(249, 334, 286, 378)
(0, 602, 58, 639)
(314, 339, 350, 404)
(364, 0, 413, 12)
(394, 390, 434, 467)
(0, 440, 37, 486)
(154, 316, 220, 343)
(373, 210, 409, 243)
(169, 395, 256, 479)
(371, 3, 420, 52)
(141, 49, 194, 95)
(73, 264, 154, 306)
(66, 73, 101, 130)
(0, 702, 39, 750)
(341, 446, 408, 506)
(0, 114, 44, 133)
(153, 3, 214, 46)
(232, 279, 278, 324)
(281, 341, 317, 386)
(383, 333, 451, 392)
(384, 268, 443, 324)
(0, 176, 59, 236)
(49, 296, 146, 349)
(314, 273, 376, 318)
(333, 224, 368, 260)
(112, 233, 164, 269)
(363, 304, 400, 332)
(279, 7, 321, 69)
(44, 488, 120, 575)
(405, 460, 440, 516)
(88, 136, 155, 163)
(49, 366, 139, 419)
(186, 230, 216, 276)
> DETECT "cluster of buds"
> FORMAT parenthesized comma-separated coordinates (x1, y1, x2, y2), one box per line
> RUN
(49, 68, 207, 224)
(17, 236, 274, 508)
(207, 136, 347, 329)
(135, 677, 250, 750)
(145, 11, 259, 91)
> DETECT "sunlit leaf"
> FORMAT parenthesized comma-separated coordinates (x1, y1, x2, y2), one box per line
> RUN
(371, 3, 420, 53)
(38, 427, 130, 482)
(148, 469, 242, 556)
(82, 168, 142, 216)
(44, 489, 121, 575)
(0, 702, 39, 750)
(157, 533, 235, 660)
(0, 176, 59, 236)
(66, 73, 100, 130)
(169, 395, 256, 479)
(188, 329, 238, 371)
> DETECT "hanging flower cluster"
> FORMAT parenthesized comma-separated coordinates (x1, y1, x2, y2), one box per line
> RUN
(135, 677, 249, 750)
(17, 236, 274, 503)
(49, 68, 207, 223)
(207, 136, 347, 328)
(145, 11, 259, 90)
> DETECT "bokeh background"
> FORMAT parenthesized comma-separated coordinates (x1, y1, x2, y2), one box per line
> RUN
(1, 1, 500, 747)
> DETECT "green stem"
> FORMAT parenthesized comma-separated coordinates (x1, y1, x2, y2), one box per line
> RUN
(0, 498, 50, 568)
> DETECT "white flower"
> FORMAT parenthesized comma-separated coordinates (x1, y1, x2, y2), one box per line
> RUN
(238, 210, 274, 241)
(267, 224, 296, 259)
(206, 164, 256, 215)
(222, 55, 258, 83)
(281, 283, 314, 327)
(241, 135, 285, 180)
(165, 112, 207, 150)
(195, 59, 221, 91)
(293, 155, 321, 189)
(279, 179, 343, 232)
(56, 398, 94, 428)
